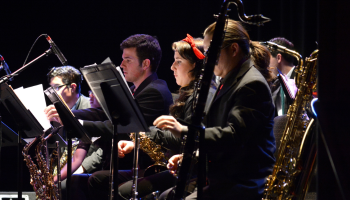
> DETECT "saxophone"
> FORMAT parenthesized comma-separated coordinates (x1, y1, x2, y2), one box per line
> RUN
(263, 49, 318, 200)
(22, 133, 59, 200)
(22, 136, 47, 199)
(53, 140, 79, 177)
(130, 132, 168, 177)
(36, 134, 59, 199)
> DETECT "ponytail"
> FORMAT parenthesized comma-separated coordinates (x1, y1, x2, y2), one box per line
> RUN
(249, 41, 276, 84)
(205, 19, 275, 85)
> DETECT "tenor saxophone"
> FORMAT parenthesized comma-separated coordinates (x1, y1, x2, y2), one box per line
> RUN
(22, 133, 59, 200)
(263, 49, 318, 200)
(129, 132, 168, 177)
(22, 136, 47, 199)
(36, 134, 59, 200)
(53, 140, 78, 177)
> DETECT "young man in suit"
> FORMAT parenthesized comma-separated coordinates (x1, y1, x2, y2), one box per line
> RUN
(268, 37, 297, 116)
(47, 66, 105, 199)
(45, 34, 173, 200)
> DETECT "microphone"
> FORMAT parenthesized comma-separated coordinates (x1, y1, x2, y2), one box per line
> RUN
(0, 54, 13, 81)
(45, 35, 68, 65)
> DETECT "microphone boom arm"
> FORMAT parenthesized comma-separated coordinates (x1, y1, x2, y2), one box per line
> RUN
(0, 49, 53, 84)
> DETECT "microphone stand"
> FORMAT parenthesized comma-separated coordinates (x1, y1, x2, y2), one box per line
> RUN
(0, 48, 53, 84)
(130, 132, 140, 200)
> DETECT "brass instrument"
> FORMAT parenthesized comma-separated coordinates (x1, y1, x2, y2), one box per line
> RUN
(36, 134, 59, 199)
(22, 136, 47, 199)
(263, 49, 318, 200)
(22, 133, 59, 200)
(53, 140, 79, 177)
(129, 132, 168, 177)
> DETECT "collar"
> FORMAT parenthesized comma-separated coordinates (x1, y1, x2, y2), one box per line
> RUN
(71, 95, 82, 111)
(286, 66, 295, 79)
(130, 73, 158, 97)
(214, 59, 253, 101)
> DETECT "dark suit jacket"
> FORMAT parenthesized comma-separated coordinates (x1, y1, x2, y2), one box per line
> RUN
(75, 73, 173, 139)
(201, 59, 276, 199)
(146, 91, 194, 153)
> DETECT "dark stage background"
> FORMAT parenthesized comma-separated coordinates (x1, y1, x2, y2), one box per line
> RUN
(0, 0, 349, 198)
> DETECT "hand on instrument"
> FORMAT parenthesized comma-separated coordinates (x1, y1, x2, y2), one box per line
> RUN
(153, 115, 184, 138)
(118, 140, 135, 158)
(167, 154, 183, 175)
(44, 105, 62, 125)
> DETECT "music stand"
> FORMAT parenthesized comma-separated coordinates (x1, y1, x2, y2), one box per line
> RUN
(0, 83, 45, 200)
(80, 62, 149, 200)
(44, 87, 91, 200)
(1, 122, 29, 147)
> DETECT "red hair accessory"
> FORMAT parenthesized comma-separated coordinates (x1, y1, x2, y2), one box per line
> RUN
(182, 34, 205, 60)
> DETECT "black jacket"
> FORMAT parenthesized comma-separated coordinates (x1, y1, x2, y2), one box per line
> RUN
(146, 91, 194, 153)
(76, 73, 173, 140)
(199, 59, 275, 199)
(73, 73, 173, 169)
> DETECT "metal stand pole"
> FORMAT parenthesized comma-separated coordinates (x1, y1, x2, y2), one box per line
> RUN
(130, 132, 140, 200)
(109, 125, 119, 200)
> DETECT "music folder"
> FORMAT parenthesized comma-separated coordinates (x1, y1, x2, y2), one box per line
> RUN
(80, 62, 149, 133)
(0, 83, 43, 138)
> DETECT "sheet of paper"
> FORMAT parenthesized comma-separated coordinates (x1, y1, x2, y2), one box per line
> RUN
(14, 84, 51, 130)
(116, 66, 133, 97)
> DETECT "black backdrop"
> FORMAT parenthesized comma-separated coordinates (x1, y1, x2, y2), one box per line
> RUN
(0, 0, 319, 95)
(1, 0, 349, 198)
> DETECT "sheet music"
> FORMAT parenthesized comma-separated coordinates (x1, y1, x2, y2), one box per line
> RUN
(13, 84, 51, 130)
(116, 66, 133, 97)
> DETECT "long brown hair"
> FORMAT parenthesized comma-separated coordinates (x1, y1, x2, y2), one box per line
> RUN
(204, 19, 275, 83)
(169, 38, 205, 118)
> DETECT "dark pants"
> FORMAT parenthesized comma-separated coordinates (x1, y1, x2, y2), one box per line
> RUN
(87, 169, 145, 200)
(61, 173, 91, 200)
(118, 170, 177, 200)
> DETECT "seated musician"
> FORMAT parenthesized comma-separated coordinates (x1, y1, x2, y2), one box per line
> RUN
(157, 19, 276, 199)
(44, 34, 173, 200)
(268, 37, 298, 116)
(116, 34, 205, 199)
(48, 66, 90, 110)
(47, 66, 105, 199)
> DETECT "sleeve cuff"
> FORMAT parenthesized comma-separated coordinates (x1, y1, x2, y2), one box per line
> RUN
(181, 126, 188, 138)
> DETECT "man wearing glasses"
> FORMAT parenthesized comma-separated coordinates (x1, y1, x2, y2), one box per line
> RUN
(47, 66, 105, 199)
(47, 66, 91, 110)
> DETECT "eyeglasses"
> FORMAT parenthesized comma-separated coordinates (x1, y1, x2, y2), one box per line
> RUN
(53, 84, 69, 91)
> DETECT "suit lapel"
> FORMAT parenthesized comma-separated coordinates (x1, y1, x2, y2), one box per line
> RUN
(212, 59, 254, 103)
(133, 73, 158, 97)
